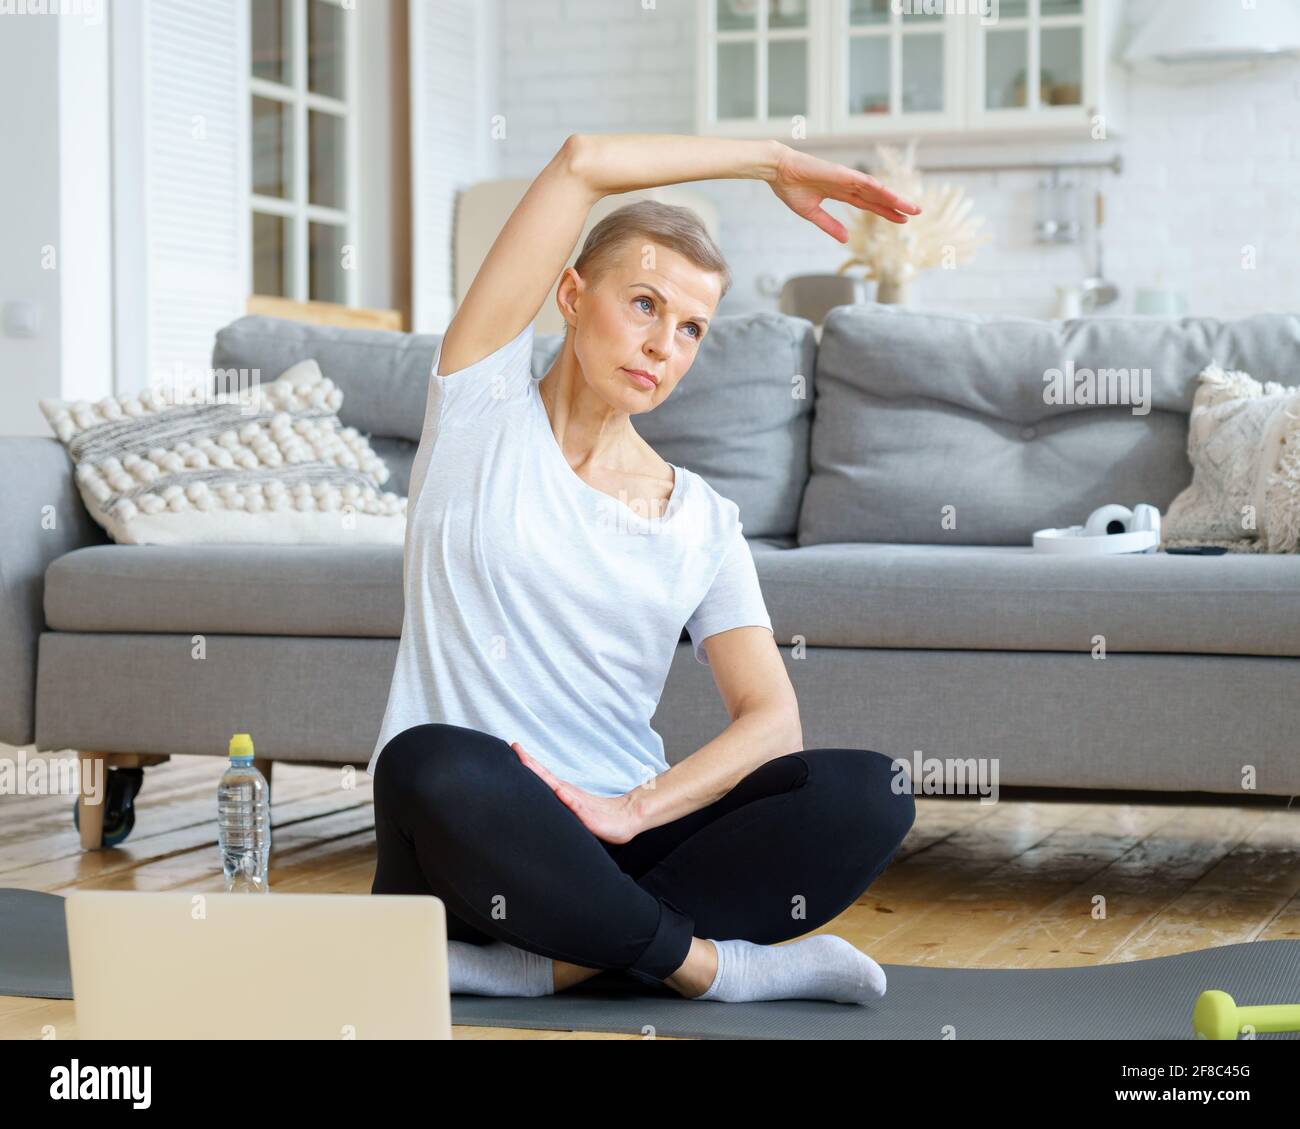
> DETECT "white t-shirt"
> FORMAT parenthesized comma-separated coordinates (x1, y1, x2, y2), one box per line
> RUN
(366, 320, 774, 797)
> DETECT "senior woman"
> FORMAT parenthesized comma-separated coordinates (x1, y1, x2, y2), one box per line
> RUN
(368, 132, 921, 1005)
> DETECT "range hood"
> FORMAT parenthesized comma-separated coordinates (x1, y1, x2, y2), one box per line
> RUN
(1125, 0, 1300, 65)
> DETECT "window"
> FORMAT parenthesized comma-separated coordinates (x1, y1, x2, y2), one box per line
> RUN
(248, 0, 357, 305)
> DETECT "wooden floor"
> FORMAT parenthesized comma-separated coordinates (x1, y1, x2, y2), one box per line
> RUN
(2, 749, 1297, 1040)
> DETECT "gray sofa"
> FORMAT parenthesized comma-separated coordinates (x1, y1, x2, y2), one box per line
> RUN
(4, 304, 1299, 847)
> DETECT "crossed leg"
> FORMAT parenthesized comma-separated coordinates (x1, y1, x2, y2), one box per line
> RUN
(370, 723, 915, 993)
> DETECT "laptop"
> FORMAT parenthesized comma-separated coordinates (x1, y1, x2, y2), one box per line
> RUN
(65, 890, 450, 1039)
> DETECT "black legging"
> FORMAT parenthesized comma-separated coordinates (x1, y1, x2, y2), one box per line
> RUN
(371, 722, 915, 988)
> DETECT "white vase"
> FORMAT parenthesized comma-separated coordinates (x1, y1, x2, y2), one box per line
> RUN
(875, 277, 913, 305)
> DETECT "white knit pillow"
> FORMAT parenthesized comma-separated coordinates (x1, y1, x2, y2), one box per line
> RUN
(39, 359, 407, 545)
(1163, 363, 1300, 553)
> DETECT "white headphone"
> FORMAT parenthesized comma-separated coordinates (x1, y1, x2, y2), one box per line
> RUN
(1033, 504, 1162, 555)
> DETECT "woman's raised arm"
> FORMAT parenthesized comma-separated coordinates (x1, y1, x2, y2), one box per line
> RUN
(435, 134, 600, 376)
(569, 132, 922, 242)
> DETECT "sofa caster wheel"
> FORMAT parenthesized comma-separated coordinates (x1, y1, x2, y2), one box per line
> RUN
(73, 766, 144, 848)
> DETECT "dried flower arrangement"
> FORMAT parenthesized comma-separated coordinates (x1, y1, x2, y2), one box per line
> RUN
(838, 141, 992, 304)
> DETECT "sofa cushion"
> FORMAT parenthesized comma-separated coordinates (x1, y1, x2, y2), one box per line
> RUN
(43, 541, 1300, 657)
(38, 359, 404, 547)
(801, 305, 1300, 546)
(45, 544, 405, 637)
(753, 542, 1300, 655)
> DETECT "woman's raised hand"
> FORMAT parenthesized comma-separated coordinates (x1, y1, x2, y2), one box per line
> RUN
(768, 145, 923, 243)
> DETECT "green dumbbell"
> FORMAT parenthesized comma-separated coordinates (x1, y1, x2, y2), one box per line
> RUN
(1193, 990, 1300, 1040)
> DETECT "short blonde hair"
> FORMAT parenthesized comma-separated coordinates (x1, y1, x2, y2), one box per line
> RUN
(565, 200, 730, 332)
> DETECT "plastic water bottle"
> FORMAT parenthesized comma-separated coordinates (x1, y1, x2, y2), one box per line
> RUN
(217, 733, 271, 892)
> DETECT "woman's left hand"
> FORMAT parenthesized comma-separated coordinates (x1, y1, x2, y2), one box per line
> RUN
(512, 742, 642, 845)
(769, 145, 923, 243)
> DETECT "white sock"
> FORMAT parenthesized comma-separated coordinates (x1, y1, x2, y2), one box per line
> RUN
(448, 939, 554, 997)
(694, 935, 887, 1005)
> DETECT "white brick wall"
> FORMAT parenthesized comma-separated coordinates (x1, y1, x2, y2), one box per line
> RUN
(494, 0, 1300, 320)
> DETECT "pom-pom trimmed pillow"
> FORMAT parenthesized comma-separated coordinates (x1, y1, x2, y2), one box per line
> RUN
(1162, 363, 1300, 553)
(39, 359, 407, 545)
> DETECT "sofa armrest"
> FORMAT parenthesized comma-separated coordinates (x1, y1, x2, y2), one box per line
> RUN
(0, 437, 109, 745)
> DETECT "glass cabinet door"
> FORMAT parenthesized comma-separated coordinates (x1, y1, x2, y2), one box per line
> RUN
(830, 0, 963, 135)
(972, 0, 1089, 126)
(701, 0, 826, 137)
(697, 0, 1112, 141)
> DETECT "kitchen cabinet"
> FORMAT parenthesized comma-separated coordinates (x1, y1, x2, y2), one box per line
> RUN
(696, 0, 1126, 143)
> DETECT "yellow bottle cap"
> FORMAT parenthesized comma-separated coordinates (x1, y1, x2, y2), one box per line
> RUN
(229, 733, 254, 759)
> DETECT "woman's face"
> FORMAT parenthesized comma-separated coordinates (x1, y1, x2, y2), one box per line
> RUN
(562, 240, 722, 411)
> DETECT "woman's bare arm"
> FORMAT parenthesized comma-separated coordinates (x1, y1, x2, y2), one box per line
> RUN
(570, 132, 923, 240)
(570, 133, 787, 197)
(435, 134, 599, 376)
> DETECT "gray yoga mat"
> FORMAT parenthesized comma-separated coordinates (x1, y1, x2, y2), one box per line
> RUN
(0, 890, 73, 1001)
(6, 888, 1296, 1039)
(450, 944, 1300, 1040)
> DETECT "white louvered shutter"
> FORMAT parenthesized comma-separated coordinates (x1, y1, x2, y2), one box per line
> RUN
(116, 0, 248, 395)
